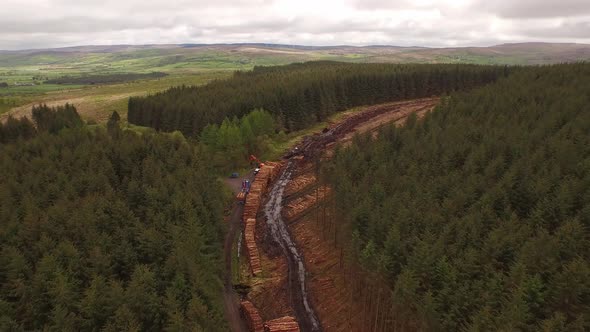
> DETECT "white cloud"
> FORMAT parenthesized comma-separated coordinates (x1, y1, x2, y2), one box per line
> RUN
(1, 0, 589, 49)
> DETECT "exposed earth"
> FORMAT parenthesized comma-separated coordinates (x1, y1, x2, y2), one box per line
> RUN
(225, 97, 439, 331)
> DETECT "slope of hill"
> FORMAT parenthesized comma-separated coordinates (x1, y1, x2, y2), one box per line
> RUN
(325, 63, 590, 331)
(128, 62, 508, 135)
(2, 42, 589, 68)
(1, 42, 588, 123)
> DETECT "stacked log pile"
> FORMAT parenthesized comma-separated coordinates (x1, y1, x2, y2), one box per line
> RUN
(264, 162, 282, 182)
(242, 163, 283, 276)
(244, 192, 261, 221)
(263, 316, 300, 332)
(241, 163, 290, 332)
(240, 301, 264, 332)
(245, 218, 262, 275)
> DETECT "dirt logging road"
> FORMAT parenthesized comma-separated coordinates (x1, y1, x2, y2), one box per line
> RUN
(264, 162, 322, 331)
(226, 97, 439, 332)
(294, 97, 439, 157)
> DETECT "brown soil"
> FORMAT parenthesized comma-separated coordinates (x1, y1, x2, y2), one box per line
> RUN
(264, 316, 300, 332)
(240, 301, 265, 332)
(340, 98, 438, 145)
(235, 97, 439, 331)
(283, 186, 331, 221)
(283, 164, 365, 331)
(278, 97, 439, 331)
(284, 173, 317, 197)
(243, 164, 294, 322)
(248, 216, 293, 320)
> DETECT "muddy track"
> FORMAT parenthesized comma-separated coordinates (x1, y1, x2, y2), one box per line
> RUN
(264, 163, 322, 331)
(293, 98, 439, 159)
(259, 97, 439, 332)
(223, 201, 248, 332)
(223, 173, 256, 332)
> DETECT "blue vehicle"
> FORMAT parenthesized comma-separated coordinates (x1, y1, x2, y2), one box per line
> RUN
(230, 172, 239, 178)
(242, 179, 251, 193)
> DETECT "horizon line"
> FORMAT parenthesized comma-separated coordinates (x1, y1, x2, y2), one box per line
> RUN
(1, 41, 589, 53)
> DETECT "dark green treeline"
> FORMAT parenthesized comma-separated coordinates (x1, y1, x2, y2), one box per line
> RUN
(324, 63, 590, 331)
(45, 72, 167, 85)
(0, 106, 228, 331)
(128, 62, 509, 136)
(0, 103, 82, 143)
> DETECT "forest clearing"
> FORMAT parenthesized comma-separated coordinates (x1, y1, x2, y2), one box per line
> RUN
(230, 98, 439, 331)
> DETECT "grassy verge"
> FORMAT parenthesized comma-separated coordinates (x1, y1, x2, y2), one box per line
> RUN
(2, 71, 231, 122)
(231, 228, 244, 285)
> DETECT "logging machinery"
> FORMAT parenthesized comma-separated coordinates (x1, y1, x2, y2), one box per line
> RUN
(236, 179, 251, 204)
(249, 154, 264, 168)
(249, 155, 264, 174)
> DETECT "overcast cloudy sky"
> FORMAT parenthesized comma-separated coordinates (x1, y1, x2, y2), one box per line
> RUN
(2, 0, 589, 50)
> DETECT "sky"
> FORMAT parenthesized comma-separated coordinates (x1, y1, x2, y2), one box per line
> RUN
(1, 0, 589, 50)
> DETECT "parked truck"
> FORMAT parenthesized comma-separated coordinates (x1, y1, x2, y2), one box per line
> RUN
(236, 179, 251, 204)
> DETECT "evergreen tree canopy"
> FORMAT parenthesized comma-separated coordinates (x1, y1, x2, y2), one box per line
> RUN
(326, 63, 590, 331)
(128, 61, 510, 136)
(0, 103, 83, 144)
(0, 120, 228, 331)
(32, 103, 83, 134)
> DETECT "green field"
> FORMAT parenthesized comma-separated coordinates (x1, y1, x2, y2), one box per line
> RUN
(0, 72, 231, 122)
(0, 46, 324, 121)
(1, 43, 588, 122)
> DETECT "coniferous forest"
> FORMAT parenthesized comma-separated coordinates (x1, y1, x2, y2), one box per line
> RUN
(2, 61, 589, 332)
(128, 62, 509, 136)
(325, 63, 590, 331)
(0, 106, 227, 331)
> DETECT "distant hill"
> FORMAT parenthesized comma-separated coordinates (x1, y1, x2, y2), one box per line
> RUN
(1, 42, 589, 67)
(1, 42, 588, 123)
(412, 42, 590, 64)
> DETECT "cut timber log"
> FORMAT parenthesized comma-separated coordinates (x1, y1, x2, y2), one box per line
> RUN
(240, 301, 264, 332)
(263, 316, 300, 332)
(241, 163, 283, 276)
(245, 218, 262, 275)
(243, 192, 261, 221)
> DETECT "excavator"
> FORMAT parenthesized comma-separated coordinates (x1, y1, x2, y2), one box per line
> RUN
(249, 155, 264, 174)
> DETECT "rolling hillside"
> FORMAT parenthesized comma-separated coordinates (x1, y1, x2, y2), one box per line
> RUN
(1, 43, 589, 71)
(1, 42, 588, 123)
